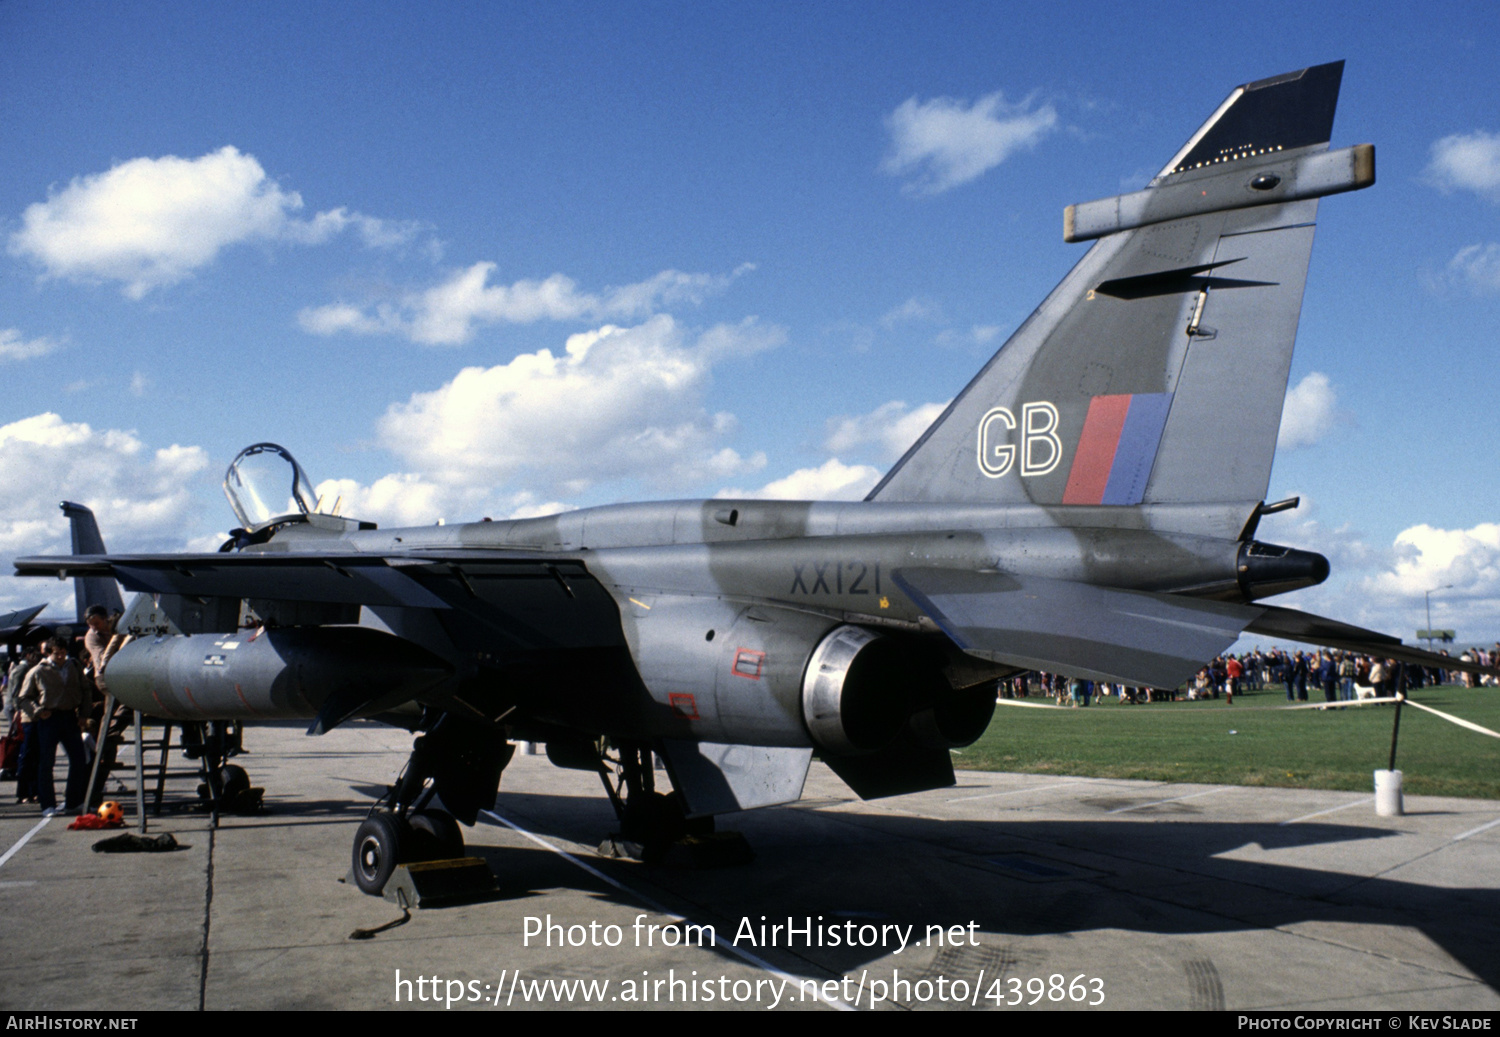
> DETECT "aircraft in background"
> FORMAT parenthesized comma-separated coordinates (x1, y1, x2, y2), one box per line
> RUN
(19, 61, 1477, 895)
(0, 604, 47, 649)
(1, 501, 127, 653)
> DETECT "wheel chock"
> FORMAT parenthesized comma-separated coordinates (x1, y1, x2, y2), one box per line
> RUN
(382, 857, 498, 908)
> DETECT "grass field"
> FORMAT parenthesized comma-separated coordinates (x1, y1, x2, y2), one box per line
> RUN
(960, 684, 1500, 799)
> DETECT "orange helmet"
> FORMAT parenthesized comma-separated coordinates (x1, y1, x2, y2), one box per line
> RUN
(98, 801, 124, 824)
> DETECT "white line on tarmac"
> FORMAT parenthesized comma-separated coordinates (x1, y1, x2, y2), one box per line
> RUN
(1452, 816, 1500, 842)
(0, 816, 53, 870)
(480, 809, 641, 903)
(948, 781, 1083, 803)
(1107, 787, 1230, 814)
(1279, 798, 1374, 826)
(479, 808, 855, 1011)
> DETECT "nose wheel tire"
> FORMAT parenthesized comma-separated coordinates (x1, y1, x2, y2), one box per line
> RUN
(352, 811, 407, 895)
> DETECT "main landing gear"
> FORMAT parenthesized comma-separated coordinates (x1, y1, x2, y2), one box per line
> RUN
(351, 716, 512, 896)
(183, 721, 263, 822)
(597, 741, 714, 862)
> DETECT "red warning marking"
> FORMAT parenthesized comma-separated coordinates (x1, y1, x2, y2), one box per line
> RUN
(669, 693, 699, 719)
(233, 682, 264, 716)
(732, 648, 766, 680)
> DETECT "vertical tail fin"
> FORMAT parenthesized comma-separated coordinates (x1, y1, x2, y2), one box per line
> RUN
(868, 62, 1372, 533)
(61, 501, 124, 621)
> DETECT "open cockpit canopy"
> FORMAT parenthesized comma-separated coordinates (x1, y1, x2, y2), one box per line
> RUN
(223, 442, 322, 531)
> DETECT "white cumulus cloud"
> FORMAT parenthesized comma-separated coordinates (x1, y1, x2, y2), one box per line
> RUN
(0, 329, 60, 363)
(1363, 524, 1500, 603)
(1250, 503, 1500, 646)
(9, 147, 418, 297)
(279, 206, 423, 248)
(826, 399, 949, 461)
(1277, 372, 1338, 450)
(0, 413, 210, 612)
(718, 459, 882, 501)
(1441, 243, 1500, 294)
(312, 473, 450, 529)
(308, 474, 570, 528)
(879, 297, 939, 329)
(377, 315, 779, 496)
(882, 91, 1057, 195)
(299, 262, 753, 346)
(1425, 131, 1500, 201)
(1260, 501, 1382, 579)
(934, 324, 1004, 349)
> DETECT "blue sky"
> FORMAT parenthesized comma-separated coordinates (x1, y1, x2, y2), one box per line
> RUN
(3, 2, 1498, 648)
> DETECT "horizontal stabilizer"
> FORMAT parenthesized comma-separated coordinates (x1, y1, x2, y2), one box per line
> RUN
(893, 568, 1259, 689)
(1245, 605, 1495, 675)
(1064, 144, 1373, 242)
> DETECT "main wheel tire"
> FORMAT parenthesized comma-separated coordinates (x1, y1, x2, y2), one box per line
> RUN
(219, 764, 250, 798)
(352, 811, 406, 895)
(621, 791, 680, 846)
(408, 809, 464, 860)
(667, 791, 715, 837)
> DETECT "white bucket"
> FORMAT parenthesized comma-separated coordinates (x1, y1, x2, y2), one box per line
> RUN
(1374, 769, 1404, 816)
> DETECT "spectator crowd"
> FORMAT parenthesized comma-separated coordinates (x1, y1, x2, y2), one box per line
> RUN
(998, 644, 1498, 707)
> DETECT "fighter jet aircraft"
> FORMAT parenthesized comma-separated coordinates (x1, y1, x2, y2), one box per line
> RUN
(17, 61, 1473, 894)
(0, 503, 126, 651)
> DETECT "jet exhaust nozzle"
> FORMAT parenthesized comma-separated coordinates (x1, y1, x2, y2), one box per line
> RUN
(801, 625, 994, 755)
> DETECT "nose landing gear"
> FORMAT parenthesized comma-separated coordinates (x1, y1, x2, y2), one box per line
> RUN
(349, 716, 512, 896)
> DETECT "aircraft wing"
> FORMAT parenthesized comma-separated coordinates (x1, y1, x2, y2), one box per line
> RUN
(0, 603, 47, 640)
(892, 567, 1260, 688)
(13, 551, 627, 652)
(16, 552, 452, 608)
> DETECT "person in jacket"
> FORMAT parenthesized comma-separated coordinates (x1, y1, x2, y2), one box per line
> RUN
(15, 638, 91, 816)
